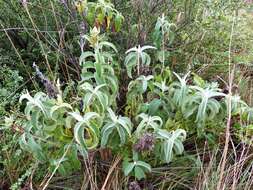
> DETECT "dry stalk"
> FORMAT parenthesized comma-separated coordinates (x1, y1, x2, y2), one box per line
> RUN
(101, 155, 121, 190)
(216, 11, 236, 190)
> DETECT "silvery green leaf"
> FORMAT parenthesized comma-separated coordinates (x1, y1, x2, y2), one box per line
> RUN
(136, 161, 151, 172)
(101, 124, 115, 147)
(134, 166, 146, 180)
(50, 103, 73, 119)
(123, 162, 135, 176)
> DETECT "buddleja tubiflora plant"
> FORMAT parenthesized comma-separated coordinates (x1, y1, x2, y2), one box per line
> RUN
(125, 45, 156, 78)
(6, 10, 253, 184)
(152, 14, 176, 72)
(9, 24, 188, 181)
(183, 84, 225, 123)
(100, 108, 132, 149)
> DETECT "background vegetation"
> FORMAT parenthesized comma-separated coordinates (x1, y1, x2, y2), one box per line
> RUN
(1, 0, 253, 189)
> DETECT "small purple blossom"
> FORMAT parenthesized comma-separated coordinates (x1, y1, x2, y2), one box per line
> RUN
(245, 0, 253, 3)
(129, 181, 141, 190)
(59, 0, 67, 6)
(134, 133, 155, 153)
(33, 63, 58, 98)
(20, 0, 27, 6)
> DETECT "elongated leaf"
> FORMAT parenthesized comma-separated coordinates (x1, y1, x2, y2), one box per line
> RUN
(50, 103, 72, 119)
(101, 124, 115, 147)
(79, 51, 94, 65)
(123, 162, 135, 176)
(134, 166, 146, 180)
(136, 161, 151, 172)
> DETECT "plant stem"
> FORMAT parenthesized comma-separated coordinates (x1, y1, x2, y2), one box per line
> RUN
(216, 11, 236, 190)
(161, 14, 165, 74)
(24, 4, 54, 79)
(137, 46, 140, 76)
(101, 155, 121, 190)
(41, 142, 72, 190)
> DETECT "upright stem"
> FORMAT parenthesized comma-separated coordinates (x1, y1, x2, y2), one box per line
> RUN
(41, 143, 72, 190)
(216, 11, 236, 190)
(137, 46, 140, 75)
(101, 155, 122, 190)
(161, 23, 165, 74)
(24, 4, 54, 78)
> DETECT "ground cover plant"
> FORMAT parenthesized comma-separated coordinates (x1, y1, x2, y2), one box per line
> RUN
(1, 0, 253, 190)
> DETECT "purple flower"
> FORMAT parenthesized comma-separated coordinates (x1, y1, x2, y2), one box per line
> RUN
(59, 0, 67, 5)
(129, 181, 141, 190)
(134, 133, 155, 153)
(20, 0, 28, 7)
(245, 0, 253, 3)
(33, 63, 58, 98)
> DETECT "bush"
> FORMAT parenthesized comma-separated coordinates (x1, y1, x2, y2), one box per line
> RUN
(1, 0, 253, 189)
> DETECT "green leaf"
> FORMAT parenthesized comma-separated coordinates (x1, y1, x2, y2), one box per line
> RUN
(123, 161, 135, 176)
(134, 166, 146, 180)
(116, 125, 126, 145)
(125, 53, 137, 78)
(99, 41, 118, 52)
(50, 103, 72, 119)
(27, 136, 46, 162)
(148, 99, 162, 115)
(101, 124, 114, 147)
(115, 13, 123, 32)
(136, 161, 151, 172)
(193, 73, 205, 87)
(80, 51, 95, 66)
